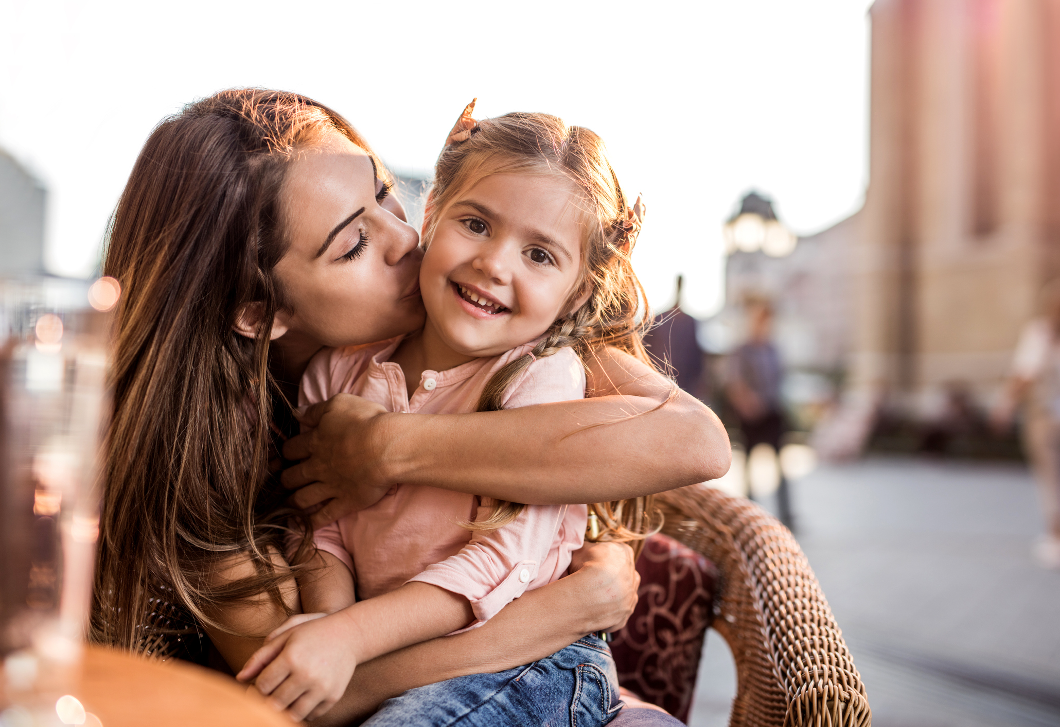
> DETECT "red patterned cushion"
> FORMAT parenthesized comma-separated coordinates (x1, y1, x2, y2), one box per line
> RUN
(611, 534, 719, 723)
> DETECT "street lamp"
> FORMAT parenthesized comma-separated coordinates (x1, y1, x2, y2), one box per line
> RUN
(723, 191, 797, 257)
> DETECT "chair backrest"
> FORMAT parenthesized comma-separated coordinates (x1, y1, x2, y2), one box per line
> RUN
(656, 485, 871, 727)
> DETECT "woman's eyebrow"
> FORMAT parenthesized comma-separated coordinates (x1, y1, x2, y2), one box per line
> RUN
(316, 207, 365, 258)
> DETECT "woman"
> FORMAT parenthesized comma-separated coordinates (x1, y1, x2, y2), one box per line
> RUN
(94, 89, 730, 724)
(995, 278, 1060, 569)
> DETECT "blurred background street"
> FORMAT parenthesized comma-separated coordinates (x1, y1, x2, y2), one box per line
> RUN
(692, 456, 1060, 727)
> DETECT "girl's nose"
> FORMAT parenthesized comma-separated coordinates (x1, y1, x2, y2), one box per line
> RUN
(472, 241, 513, 284)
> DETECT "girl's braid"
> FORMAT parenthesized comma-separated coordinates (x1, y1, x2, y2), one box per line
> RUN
(465, 307, 597, 533)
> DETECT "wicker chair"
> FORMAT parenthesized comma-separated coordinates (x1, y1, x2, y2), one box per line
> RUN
(649, 484, 871, 727)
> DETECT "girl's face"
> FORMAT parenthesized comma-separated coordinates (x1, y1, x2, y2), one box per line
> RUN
(419, 172, 588, 359)
(272, 132, 425, 348)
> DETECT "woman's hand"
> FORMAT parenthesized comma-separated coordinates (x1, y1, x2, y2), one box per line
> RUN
(568, 541, 641, 633)
(282, 394, 398, 528)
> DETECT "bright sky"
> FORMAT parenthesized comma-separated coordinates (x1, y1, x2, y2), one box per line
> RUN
(0, 0, 873, 317)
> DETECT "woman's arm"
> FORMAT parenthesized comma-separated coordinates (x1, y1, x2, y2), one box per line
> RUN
(207, 542, 639, 723)
(311, 541, 640, 727)
(284, 347, 730, 527)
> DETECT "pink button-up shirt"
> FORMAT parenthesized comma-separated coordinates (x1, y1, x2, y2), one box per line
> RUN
(300, 338, 587, 625)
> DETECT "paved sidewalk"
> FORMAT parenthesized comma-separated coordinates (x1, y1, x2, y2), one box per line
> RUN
(688, 456, 1060, 727)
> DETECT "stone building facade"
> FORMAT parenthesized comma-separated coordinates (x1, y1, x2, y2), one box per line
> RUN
(0, 149, 46, 276)
(710, 0, 1060, 455)
(854, 0, 1060, 415)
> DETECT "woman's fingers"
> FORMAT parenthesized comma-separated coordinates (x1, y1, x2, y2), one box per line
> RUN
(236, 633, 289, 683)
(609, 569, 641, 632)
(295, 400, 329, 429)
(309, 499, 350, 530)
(267, 613, 327, 643)
(281, 459, 319, 490)
(569, 541, 641, 632)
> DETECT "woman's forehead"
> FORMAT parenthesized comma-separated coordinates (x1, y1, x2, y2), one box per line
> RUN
(284, 137, 375, 252)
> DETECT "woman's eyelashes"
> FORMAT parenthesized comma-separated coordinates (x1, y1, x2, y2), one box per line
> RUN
(375, 180, 392, 203)
(338, 230, 370, 262)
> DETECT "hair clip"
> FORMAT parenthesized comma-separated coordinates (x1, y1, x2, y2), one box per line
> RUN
(445, 98, 480, 146)
(616, 194, 647, 249)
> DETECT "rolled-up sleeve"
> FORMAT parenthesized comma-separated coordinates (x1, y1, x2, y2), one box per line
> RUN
(310, 522, 356, 577)
(407, 501, 569, 623)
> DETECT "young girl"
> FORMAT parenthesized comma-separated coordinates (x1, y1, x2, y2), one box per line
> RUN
(239, 102, 661, 725)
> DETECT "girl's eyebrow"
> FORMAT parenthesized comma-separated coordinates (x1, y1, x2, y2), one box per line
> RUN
(451, 199, 496, 218)
(452, 199, 573, 263)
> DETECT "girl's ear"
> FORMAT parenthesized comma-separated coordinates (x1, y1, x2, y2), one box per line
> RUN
(566, 287, 593, 318)
(233, 302, 289, 341)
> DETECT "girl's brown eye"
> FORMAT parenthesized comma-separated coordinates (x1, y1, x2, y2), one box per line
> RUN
(529, 248, 551, 265)
(467, 219, 487, 234)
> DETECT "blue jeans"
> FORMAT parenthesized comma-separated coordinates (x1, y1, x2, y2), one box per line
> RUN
(363, 635, 622, 727)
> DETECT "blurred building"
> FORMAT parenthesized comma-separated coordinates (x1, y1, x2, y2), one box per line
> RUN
(713, 0, 1060, 456)
(0, 148, 46, 275)
(853, 0, 1060, 416)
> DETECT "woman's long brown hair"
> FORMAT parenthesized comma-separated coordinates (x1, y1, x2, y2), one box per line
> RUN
(93, 89, 386, 652)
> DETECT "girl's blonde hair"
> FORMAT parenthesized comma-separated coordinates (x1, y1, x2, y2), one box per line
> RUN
(424, 111, 665, 547)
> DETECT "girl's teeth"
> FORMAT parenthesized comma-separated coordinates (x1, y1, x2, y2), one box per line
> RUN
(458, 284, 504, 312)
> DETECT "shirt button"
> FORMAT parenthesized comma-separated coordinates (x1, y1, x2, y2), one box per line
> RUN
(519, 568, 530, 583)
(423, 377, 437, 391)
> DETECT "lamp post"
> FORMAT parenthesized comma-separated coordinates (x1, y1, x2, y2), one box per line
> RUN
(722, 191, 797, 257)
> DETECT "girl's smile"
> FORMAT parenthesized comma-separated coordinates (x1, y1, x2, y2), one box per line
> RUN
(452, 281, 511, 317)
(417, 172, 588, 362)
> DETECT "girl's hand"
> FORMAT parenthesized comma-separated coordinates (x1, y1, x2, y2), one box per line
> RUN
(237, 611, 359, 722)
(568, 541, 641, 633)
(281, 394, 396, 528)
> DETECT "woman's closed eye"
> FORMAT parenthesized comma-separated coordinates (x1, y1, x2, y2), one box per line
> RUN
(375, 179, 392, 204)
(338, 230, 370, 262)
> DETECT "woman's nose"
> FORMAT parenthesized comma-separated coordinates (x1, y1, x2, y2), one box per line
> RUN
(383, 213, 421, 267)
(472, 241, 513, 284)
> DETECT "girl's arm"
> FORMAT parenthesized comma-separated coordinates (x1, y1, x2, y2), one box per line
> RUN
(238, 583, 475, 721)
(284, 346, 730, 527)
(206, 541, 639, 722)
(298, 550, 357, 615)
(309, 540, 640, 727)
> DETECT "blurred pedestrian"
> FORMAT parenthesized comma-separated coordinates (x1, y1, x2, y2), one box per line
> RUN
(643, 275, 706, 399)
(727, 300, 793, 529)
(993, 279, 1060, 569)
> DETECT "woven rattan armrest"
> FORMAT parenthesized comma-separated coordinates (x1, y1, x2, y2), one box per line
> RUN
(654, 485, 870, 727)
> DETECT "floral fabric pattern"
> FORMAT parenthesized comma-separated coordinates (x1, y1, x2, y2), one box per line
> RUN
(611, 534, 719, 723)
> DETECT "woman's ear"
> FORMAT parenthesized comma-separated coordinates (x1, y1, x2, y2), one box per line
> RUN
(233, 302, 290, 341)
